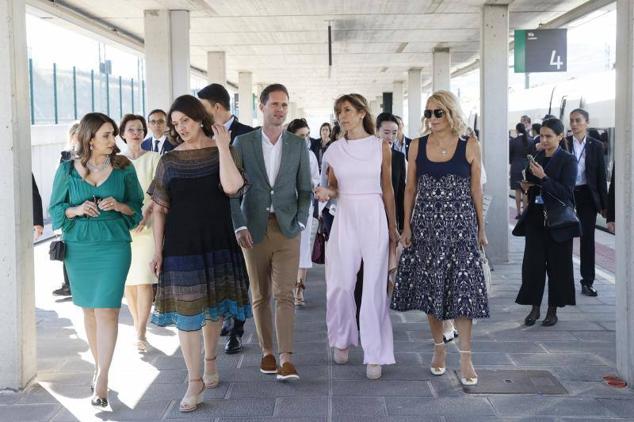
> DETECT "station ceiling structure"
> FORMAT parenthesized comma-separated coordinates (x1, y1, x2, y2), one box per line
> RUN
(30, 0, 604, 113)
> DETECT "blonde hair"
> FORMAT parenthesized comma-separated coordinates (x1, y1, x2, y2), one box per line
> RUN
(67, 122, 80, 150)
(422, 90, 468, 136)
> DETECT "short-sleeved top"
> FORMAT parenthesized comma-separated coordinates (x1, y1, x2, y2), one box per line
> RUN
(416, 135, 470, 179)
(48, 159, 144, 242)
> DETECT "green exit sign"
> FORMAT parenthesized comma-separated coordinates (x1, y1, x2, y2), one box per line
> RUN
(514, 29, 567, 73)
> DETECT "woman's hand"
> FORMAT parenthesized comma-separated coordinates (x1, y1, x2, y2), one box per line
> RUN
(314, 186, 332, 202)
(478, 228, 488, 248)
(98, 196, 120, 212)
(75, 200, 100, 217)
(150, 253, 163, 277)
(520, 180, 534, 193)
(529, 161, 546, 179)
(212, 124, 231, 150)
(389, 224, 400, 244)
(134, 206, 152, 234)
(400, 226, 412, 248)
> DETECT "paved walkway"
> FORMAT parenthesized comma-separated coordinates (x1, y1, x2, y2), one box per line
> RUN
(0, 225, 633, 422)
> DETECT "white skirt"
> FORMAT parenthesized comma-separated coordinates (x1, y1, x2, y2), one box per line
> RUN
(126, 228, 158, 286)
(299, 207, 317, 269)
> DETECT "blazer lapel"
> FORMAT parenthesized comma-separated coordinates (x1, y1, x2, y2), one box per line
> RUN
(250, 129, 271, 188)
(273, 132, 291, 188)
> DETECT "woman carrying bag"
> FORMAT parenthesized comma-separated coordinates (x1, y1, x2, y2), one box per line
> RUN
(514, 118, 580, 327)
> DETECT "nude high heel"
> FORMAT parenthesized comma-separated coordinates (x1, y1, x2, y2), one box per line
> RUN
(458, 350, 478, 386)
(203, 356, 219, 389)
(179, 378, 205, 413)
(430, 342, 447, 376)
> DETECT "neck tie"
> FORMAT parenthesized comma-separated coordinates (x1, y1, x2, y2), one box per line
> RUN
(154, 139, 160, 153)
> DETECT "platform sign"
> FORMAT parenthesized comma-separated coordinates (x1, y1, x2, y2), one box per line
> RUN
(514, 29, 567, 73)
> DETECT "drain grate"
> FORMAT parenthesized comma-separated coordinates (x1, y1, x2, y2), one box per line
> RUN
(458, 369, 568, 394)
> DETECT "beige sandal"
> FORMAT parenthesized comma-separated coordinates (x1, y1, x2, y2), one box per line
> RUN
(179, 378, 204, 413)
(430, 342, 446, 376)
(458, 350, 478, 386)
(203, 356, 219, 389)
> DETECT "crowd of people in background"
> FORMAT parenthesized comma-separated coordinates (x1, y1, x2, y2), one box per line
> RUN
(27, 79, 616, 413)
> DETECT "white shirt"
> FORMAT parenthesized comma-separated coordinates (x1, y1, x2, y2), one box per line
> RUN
(224, 115, 235, 130)
(151, 134, 167, 154)
(573, 136, 587, 186)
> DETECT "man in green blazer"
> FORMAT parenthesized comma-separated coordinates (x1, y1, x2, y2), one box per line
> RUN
(230, 83, 312, 381)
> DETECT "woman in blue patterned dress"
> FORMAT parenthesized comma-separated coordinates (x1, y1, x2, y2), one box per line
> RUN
(390, 90, 489, 386)
(148, 95, 251, 413)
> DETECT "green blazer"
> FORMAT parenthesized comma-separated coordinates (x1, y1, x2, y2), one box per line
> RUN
(230, 128, 312, 245)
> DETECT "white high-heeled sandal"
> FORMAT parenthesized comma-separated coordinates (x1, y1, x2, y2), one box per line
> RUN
(179, 378, 205, 413)
(458, 350, 478, 386)
(203, 356, 219, 389)
(430, 342, 446, 376)
(333, 347, 349, 364)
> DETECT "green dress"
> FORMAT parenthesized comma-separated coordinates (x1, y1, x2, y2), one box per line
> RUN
(49, 159, 144, 308)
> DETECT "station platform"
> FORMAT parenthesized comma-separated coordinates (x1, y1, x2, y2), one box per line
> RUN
(0, 220, 631, 422)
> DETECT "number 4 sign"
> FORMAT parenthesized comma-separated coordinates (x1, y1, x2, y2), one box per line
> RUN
(514, 29, 567, 73)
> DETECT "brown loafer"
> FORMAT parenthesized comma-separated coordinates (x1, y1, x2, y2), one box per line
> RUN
(276, 362, 300, 381)
(260, 354, 277, 374)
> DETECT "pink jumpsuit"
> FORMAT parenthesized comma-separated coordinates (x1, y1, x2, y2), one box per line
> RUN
(323, 136, 395, 365)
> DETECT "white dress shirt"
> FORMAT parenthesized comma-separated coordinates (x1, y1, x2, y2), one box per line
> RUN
(224, 115, 235, 130)
(151, 135, 167, 153)
(573, 136, 587, 186)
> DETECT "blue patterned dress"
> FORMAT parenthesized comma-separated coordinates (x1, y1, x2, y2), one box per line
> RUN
(390, 136, 489, 320)
(148, 147, 252, 331)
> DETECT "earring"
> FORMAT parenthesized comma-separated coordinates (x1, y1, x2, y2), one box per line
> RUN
(90, 144, 94, 151)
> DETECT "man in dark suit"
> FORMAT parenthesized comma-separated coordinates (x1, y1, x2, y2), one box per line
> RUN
(393, 115, 412, 159)
(197, 83, 254, 354)
(563, 109, 608, 297)
(32, 174, 44, 241)
(198, 83, 254, 145)
(141, 109, 175, 154)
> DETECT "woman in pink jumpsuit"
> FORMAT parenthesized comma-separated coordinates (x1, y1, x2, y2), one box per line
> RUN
(315, 94, 399, 380)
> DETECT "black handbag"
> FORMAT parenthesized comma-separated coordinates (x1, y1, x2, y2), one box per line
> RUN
(543, 191, 581, 230)
(49, 238, 65, 261)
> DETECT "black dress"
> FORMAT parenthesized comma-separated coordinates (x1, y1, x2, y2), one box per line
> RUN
(148, 147, 252, 331)
(509, 136, 535, 189)
(391, 136, 489, 320)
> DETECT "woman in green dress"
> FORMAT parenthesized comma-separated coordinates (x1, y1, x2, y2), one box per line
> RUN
(49, 112, 144, 408)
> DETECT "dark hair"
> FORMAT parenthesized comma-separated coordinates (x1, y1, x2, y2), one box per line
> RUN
(570, 108, 589, 122)
(334, 94, 374, 137)
(167, 95, 215, 143)
(531, 123, 541, 134)
(287, 118, 309, 135)
(148, 109, 167, 119)
(320, 122, 331, 135)
(119, 114, 148, 143)
(330, 122, 342, 142)
(541, 118, 565, 136)
(197, 83, 231, 111)
(515, 122, 528, 147)
(260, 83, 289, 105)
(542, 114, 556, 122)
(376, 112, 399, 130)
(76, 112, 130, 175)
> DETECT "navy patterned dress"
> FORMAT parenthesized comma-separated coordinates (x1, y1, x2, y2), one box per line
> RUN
(148, 147, 252, 331)
(390, 136, 489, 320)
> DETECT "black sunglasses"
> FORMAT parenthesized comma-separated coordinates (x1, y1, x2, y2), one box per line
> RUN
(424, 109, 446, 119)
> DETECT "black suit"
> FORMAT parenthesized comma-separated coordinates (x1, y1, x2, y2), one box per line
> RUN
(228, 117, 254, 143)
(227, 116, 253, 338)
(32, 174, 43, 227)
(516, 148, 578, 308)
(607, 163, 615, 224)
(563, 135, 608, 287)
(391, 149, 406, 231)
(141, 136, 176, 154)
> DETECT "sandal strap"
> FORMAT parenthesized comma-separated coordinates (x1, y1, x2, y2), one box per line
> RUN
(434, 342, 445, 347)
(188, 377, 203, 382)
(205, 356, 217, 361)
(458, 350, 472, 354)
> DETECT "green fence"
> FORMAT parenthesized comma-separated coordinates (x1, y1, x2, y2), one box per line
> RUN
(28, 59, 146, 125)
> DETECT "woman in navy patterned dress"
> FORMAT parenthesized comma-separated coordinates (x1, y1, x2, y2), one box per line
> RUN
(390, 90, 489, 386)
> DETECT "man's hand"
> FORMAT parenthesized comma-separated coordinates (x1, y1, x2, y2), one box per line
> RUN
(236, 228, 254, 249)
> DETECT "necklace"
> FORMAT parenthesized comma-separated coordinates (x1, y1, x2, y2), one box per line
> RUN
(86, 156, 111, 172)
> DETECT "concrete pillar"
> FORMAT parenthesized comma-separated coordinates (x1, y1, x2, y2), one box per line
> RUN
(615, 0, 634, 386)
(289, 102, 297, 121)
(393, 81, 404, 118)
(144, 9, 190, 112)
(238, 71, 253, 126)
(0, 0, 37, 389)
(407, 68, 422, 138)
(432, 47, 451, 92)
(480, 4, 509, 264)
(206, 51, 226, 84)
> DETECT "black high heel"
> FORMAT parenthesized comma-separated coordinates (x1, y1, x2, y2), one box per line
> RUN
(90, 396, 108, 407)
(542, 307, 558, 326)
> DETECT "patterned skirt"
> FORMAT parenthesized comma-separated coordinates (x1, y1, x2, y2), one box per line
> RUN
(390, 174, 489, 320)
